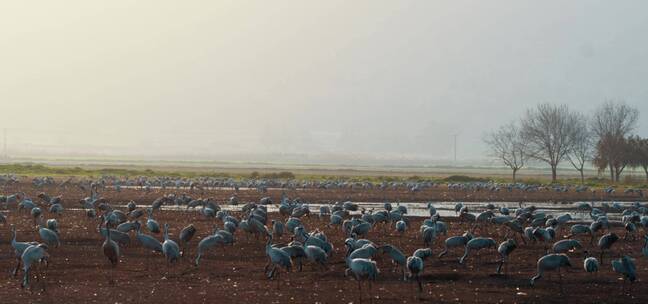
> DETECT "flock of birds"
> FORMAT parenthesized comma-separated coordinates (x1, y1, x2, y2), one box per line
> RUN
(1, 179, 648, 301)
(3, 174, 645, 199)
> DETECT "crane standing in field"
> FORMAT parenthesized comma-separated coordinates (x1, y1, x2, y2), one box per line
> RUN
(162, 223, 181, 272)
(11, 225, 38, 277)
(37, 216, 60, 248)
(612, 255, 637, 292)
(345, 257, 379, 301)
(407, 248, 433, 297)
(102, 221, 120, 284)
(179, 224, 197, 257)
(265, 233, 292, 289)
(496, 239, 517, 276)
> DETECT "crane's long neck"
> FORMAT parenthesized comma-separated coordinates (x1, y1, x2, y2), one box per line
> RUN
(266, 235, 273, 254)
(11, 227, 17, 246)
(106, 223, 112, 241)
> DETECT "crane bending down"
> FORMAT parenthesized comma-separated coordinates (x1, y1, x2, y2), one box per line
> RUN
(530, 253, 572, 292)
(21, 243, 49, 289)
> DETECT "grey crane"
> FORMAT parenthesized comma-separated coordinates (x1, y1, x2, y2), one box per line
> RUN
(296, 229, 333, 256)
(530, 253, 572, 292)
(102, 221, 120, 284)
(407, 248, 433, 295)
(304, 245, 328, 270)
(344, 257, 379, 299)
(421, 225, 436, 247)
(194, 232, 225, 267)
(395, 220, 407, 237)
(413, 248, 433, 260)
(116, 220, 140, 233)
(568, 224, 594, 244)
(20, 243, 49, 289)
(598, 232, 619, 263)
(496, 239, 517, 276)
(611, 255, 636, 291)
(347, 244, 378, 261)
(459, 237, 496, 265)
(37, 216, 60, 248)
(98, 216, 131, 246)
(10, 225, 38, 276)
(127, 200, 136, 212)
(344, 235, 376, 255)
(406, 256, 424, 295)
(265, 233, 292, 289)
(30, 207, 42, 223)
(552, 239, 582, 253)
(162, 223, 181, 269)
(439, 231, 473, 258)
(179, 224, 197, 257)
(135, 223, 163, 254)
(146, 208, 160, 234)
(280, 242, 307, 271)
(46, 218, 59, 234)
(351, 222, 372, 238)
(583, 251, 599, 275)
(272, 220, 284, 238)
(377, 244, 407, 280)
(504, 220, 527, 245)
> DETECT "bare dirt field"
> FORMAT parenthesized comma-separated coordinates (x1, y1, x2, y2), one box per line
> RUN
(0, 183, 646, 304)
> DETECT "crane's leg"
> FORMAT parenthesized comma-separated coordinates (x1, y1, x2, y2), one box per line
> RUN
(519, 233, 527, 245)
(558, 267, 563, 294)
(496, 259, 504, 274)
(459, 247, 469, 264)
(530, 269, 543, 287)
(13, 257, 21, 277)
(110, 265, 115, 286)
(21, 266, 30, 289)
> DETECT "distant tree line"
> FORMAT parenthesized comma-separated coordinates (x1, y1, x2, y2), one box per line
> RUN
(485, 101, 646, 184)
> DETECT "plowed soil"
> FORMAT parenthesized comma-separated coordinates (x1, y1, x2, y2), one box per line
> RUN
(0, 183, 646, 304)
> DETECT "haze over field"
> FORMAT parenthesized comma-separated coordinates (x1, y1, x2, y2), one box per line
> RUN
(1, 1, 647, 165)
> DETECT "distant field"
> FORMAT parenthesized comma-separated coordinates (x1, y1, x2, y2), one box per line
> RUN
(1, 157, 647, 187)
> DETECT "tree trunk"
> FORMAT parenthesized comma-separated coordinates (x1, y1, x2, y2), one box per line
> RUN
(609, 164, 615, 183)
(512, 168, 518, 184)
(614, 165, 624, 182)
(643, 165, 648, 182)
(551, 166, 557, 183)
(579, 169, 584, 185)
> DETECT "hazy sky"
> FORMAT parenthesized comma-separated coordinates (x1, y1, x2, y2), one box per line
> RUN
(1, 1, 647, 162)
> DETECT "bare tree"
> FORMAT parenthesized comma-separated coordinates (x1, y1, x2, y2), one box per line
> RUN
(590, 101, 639, 182)
(566, 114, 593, 184)
(485, 122, 528, 183)
(520, 103, 578, 183)
(593, 136, 632, 182)
(628, 136, 648, 182)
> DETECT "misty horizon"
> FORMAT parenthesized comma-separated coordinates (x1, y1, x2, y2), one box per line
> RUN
(2, 1, 647, 165)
